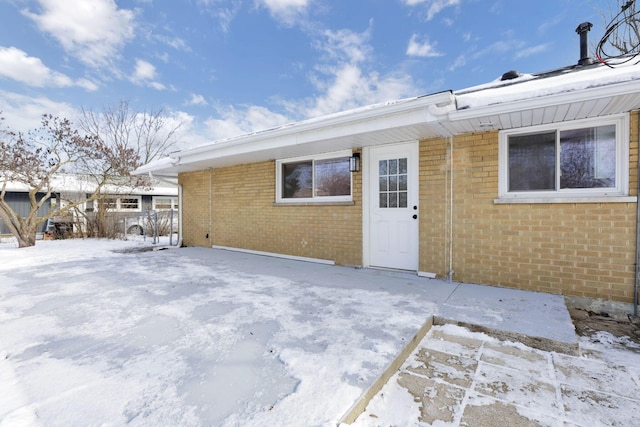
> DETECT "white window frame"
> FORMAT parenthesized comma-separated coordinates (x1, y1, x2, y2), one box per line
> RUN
(498, 114, 629, 201)
(275, 150, 353, 204)
(152, 196, 178, 210)
(101, 195, 142, 212)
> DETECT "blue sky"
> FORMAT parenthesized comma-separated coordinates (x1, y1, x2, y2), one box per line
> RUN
(0, 0, 616, 149)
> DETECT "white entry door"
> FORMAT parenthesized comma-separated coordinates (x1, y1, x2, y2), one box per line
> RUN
(368, 142, 419, 270)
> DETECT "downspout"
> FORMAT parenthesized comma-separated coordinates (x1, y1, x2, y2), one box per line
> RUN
(209, 168, 213, 247)
(448, 135, 454, 283)
(428, 94, 456, 283)
(635, 111, 640, 317)
(178, 182, 183, 247)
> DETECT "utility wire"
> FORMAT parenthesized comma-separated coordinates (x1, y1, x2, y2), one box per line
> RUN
(595, 0, 640, 67)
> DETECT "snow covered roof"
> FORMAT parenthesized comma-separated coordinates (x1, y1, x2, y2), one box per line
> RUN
(2, 173, 178, 196)
(136, 60, 640, 177)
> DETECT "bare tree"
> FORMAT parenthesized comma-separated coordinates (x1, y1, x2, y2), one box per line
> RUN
(77, 99, 183, 165)
(0, 113, 140, 248)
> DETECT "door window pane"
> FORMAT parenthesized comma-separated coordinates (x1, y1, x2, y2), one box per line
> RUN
(399, 192, 407, 208)
(379, 176, 388, 191)
(389, 159, 397, 175)
(379, 157, 409, 208)
(508, 132, 556, 191)
(399, 175, 407, 191)
(389, 175, 398, 191)
(379, 193, 388, 208)
(389, 192, 398, 208)
(399, 158, 407, 174)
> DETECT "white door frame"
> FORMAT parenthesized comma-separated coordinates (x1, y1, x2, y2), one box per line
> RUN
(362, 140, 419, 270)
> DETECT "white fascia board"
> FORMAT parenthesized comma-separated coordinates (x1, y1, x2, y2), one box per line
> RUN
(174, 91, 454, 164)
(450, 78, 640, 122)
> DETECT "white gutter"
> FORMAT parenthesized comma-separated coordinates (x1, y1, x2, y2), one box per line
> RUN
(172, 91, 455, 161)
(451, 76, 640, 121)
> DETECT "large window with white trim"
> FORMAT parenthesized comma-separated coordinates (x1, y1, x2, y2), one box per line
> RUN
(152, 196, 179, 210)
(499, 115, 629, 199)
(99, 196, 142, 212)
(276, 150, 353, 203)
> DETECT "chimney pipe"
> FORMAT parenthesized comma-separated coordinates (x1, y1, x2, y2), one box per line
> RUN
(576, 22, 594, 66)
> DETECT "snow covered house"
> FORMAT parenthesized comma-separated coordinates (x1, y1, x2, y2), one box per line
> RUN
(136, 55, 640, 305)
(0, 173, 178, 237)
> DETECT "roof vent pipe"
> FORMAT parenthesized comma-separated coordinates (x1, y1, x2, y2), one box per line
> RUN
(500, 70, 520, 81)
(576, 22, 594, 66)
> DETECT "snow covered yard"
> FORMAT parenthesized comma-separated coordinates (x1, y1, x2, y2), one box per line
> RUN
(1, 238, 640, 426)
(0, 239, 438, 426)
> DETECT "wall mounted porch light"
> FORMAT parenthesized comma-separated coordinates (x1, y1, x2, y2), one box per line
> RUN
(349, 152, 361, 172)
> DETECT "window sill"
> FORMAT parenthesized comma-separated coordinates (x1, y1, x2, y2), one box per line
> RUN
(494, 196, 637, 204)
(273, 201, 355, 207)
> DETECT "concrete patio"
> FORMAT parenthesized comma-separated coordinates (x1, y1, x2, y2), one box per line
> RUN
(4, 241, 637, 426)
(198, 249, 640, 427)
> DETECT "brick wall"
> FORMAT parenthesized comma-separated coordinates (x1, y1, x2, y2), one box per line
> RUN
(179, 112, 638, 303)
(420, 111, 639, 303)
(179, 159, 363, 266)
(179, 170, 212, 247)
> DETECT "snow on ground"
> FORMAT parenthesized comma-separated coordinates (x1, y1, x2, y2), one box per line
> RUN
(0, 238, 436, 426)
(1, 238, 639, 426)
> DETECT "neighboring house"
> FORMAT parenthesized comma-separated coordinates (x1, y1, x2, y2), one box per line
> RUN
(136, 36, 640, 306)
(0, 181, 52, 235)
(0, 173, 178, 237)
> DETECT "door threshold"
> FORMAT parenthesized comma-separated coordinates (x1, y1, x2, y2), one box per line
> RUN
(368, 266, 418, 275)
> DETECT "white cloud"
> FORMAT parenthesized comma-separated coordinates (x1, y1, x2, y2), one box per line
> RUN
(406, 34, 443, 57)
(257, 0, 310, 26)
(301, 64, 417, 118)
(186, 94, 209, 107)
(204, 105, 290, 140)
(154, 34, 190, 52)
(149, 81, 167, 91)
(0, 46, 98, 91)
(133, 59, 157, 81)
(131, 59, 165, 90)
(22, 0, 136, 67)
(474, 39, 525, 59)
(403, 0, 461, 21)
(515, 43, 551, 59)
(427, 0, 461, 20)
(191, 22, 420, 144)
(0, 90, 79, 133)
(448, 54, 467, 71)
(298, 25, 419, 118)
(196, 0, 246, 33)
(314, 26, 372, 64)
(76, 78, 100, 92)
(169, 111, 211, 149)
